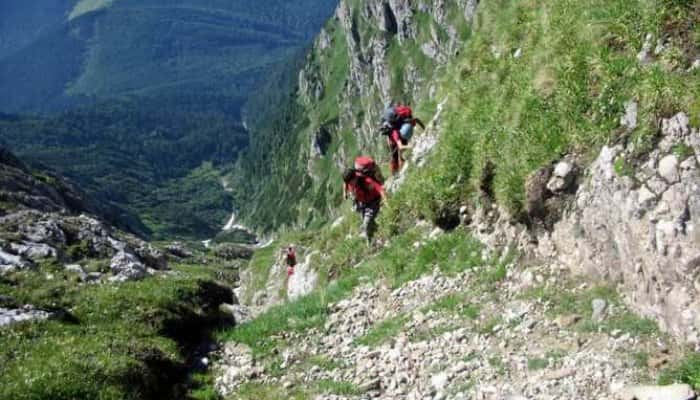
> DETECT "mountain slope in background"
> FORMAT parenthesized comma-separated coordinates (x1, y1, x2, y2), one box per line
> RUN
(0, 0, 339, 113)
(0, 0, 338, 239)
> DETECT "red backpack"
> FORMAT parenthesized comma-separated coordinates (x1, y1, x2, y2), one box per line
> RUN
(394, 105, 413, 121)
(354, 156, 384, 184)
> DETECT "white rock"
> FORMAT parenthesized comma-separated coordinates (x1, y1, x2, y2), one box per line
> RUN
(616, 384, 695, 400)
(431, 372, 449, 390)
(658, 155, 680, 183)
(620, 100, 638, 130)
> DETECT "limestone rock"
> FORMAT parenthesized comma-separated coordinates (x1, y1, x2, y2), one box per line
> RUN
(658, 155, 680, 183)
(547, 161, 576, 193)
(0, 306, 52, 327)
(616, 384, 695, 400)
(591, 298, 608, 322)
(109, 251, 146, 281)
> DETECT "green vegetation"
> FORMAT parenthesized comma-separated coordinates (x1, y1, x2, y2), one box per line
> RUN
(659, 353, 700, 390)
(354, 315, 408, 347)
(425, 292, 481, 320)
(672, 143, 695, 160)
(522, 283, 660, 337)
(527, 357, 549, 371)
(0, 262, 232, 400)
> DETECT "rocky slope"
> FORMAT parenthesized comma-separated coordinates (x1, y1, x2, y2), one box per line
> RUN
(212, 241, 695, 399)
(0, 146, 169, 324)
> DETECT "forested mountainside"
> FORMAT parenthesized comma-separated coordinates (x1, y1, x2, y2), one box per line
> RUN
(0, 0, 338, 113)
(0, 0, 338, 239)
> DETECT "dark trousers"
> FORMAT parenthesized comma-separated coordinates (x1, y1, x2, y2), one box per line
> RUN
(356, 199, 380, 241)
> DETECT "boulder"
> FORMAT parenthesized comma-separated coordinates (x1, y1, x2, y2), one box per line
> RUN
(10, 242, 57, 260)
(109, 251, 146, 281)
(64, 264, 87, 282)
(133, 243, 168, 270)
(0, 306, 52, 327)
(220, 303, 252, 325)
(546, 161, 576, 193)
(591, 298, 608, 322)
(658, 155, 680, 183)
(166, 242, 193, 259)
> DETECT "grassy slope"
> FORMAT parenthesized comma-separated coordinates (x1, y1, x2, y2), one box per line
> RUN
(383, 0, 699, 229)
(0, 260, 233, 400)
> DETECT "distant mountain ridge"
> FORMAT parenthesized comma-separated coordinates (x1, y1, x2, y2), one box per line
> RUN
(0, 0, 338, 113)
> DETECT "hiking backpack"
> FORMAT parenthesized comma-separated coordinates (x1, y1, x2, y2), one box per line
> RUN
(354, 156, 385, 184)
(380, 104, 413, 135)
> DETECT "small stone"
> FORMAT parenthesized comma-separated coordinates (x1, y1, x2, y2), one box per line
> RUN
(591, 298, 608, 322)
(431, 372, 449, 390)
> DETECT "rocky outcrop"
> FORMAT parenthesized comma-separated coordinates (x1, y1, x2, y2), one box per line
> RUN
(0, 306, 52, 327)
(538, 112, 700, 345)
(471, 111, 700, 345)
(287, 251, 319, 300)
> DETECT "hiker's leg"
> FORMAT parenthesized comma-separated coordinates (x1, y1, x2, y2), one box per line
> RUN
(357, 203, 369, 238)
(364, 202, 379, 242)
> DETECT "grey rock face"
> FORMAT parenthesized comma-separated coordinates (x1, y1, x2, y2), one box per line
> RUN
(658, 155, 680, 183)
(0, 249, 28, 273)
(10, 242, 57, 260)
(538, 112, 700, 343)
(287, 251, 319, 300)
(20, 219, 66, 245)
(220, 303, 252, 325)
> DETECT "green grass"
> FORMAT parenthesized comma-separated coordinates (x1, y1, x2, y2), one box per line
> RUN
(382, 0, 698, 227)
(0, 263, 230, 400)
(659, 353, 700, 390)
(424, 292, 481, 320)
(354, 315, 408, 347)
(527, 357, 550, 371)
(672, 143, 695, 160)
(522, 283, 660, 337)
(315, 379, 363, 396)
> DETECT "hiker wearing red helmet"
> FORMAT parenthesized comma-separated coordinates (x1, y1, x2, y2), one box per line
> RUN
(343, 160, 387, 242)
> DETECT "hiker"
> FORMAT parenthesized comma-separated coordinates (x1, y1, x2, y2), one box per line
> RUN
(285, 245, 296, 276)
(343, 164, 387, 242)
(380, 103, 425, 175)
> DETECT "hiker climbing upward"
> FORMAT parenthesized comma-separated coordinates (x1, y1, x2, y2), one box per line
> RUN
(380, 103, 425, 175)
(343, 161, 387, 243)
(285, 245, 296, 276)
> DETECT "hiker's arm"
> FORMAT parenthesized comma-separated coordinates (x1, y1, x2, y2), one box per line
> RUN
(415, 118, 425, 130)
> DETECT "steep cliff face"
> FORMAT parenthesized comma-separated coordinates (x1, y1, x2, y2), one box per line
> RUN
(233, 0, 476, 230)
